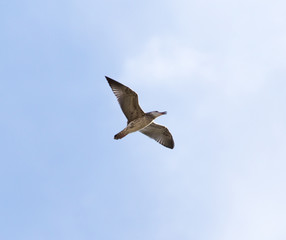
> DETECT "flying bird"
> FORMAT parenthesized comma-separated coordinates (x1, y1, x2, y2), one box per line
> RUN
(106, 76, 174, 149)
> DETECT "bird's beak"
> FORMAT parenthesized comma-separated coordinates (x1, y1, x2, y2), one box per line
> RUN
(160, 111, 167, 115)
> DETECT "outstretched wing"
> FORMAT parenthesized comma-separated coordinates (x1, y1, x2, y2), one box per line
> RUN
(140, 122, 174, 149)
(106, 76, 145, 122)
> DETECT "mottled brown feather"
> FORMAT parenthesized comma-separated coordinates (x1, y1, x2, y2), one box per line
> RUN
(106, 76, 145, 123)
(140, 123, 174, 149)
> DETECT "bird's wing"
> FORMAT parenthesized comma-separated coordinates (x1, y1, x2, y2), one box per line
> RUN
(140, 122, 174, 149)
(106, 76, 145, 122)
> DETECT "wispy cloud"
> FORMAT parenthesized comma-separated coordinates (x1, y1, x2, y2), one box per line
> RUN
(121, 35, 270, 98)
(122, 37, 211, 86)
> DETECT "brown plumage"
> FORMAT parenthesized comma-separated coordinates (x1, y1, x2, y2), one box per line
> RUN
(106, 76, 174, 149)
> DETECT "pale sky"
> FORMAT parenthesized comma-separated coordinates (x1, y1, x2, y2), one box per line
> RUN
(1, 0, 286, 239)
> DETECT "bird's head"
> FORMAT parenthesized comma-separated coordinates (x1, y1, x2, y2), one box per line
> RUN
(148, 111, 167, 119)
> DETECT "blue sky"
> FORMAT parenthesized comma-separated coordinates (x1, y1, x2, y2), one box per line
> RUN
(1, 0, 286, 239)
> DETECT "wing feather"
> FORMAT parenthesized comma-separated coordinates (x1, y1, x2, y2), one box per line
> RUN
(140, 123, 174, 149)
(106, 76, 145, 122)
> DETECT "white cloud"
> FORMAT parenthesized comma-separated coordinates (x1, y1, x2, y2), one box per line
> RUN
(121, 37, 212, 87)
(121, 35, 271, 98)
(120, 0, 286, 97)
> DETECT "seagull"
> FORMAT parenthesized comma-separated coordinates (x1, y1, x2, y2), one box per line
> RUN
(106, 76, 174, 149)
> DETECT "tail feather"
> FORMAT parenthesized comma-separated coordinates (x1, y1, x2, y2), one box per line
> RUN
(114, 129, 128, 139)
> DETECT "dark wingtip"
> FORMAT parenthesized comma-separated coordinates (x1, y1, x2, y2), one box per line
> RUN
(105, 76, 114, 86)
(167, 138, 175, 149)
(105, 76, 117, 85)
(169, 142, 175, 149)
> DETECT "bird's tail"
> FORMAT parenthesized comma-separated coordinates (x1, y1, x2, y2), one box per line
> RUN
(114, 129, 128, 139)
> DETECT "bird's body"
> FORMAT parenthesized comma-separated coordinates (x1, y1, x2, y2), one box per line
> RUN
(106, 76, 174, 149)
(114, 112, 160, 139)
